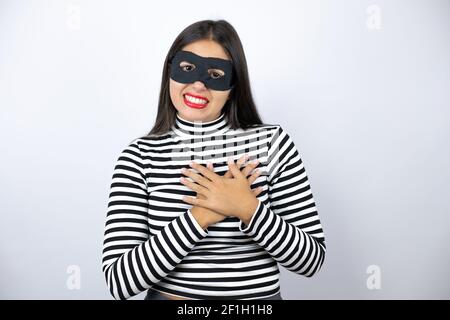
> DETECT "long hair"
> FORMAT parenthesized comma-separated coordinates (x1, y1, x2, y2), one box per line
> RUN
(147, 19, 264, 136)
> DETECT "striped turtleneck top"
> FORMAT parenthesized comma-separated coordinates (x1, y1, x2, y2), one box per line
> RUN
(102, 111, 326, 300)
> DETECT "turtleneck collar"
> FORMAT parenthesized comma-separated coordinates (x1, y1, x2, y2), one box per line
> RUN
(171, 111, 231, 139)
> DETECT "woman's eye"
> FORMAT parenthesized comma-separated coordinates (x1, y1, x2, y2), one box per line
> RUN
(181, 63, 195, 72)
(209, 70, 224, 79)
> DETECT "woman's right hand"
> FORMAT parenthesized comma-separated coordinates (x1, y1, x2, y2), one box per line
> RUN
(189, 155, 263, 229)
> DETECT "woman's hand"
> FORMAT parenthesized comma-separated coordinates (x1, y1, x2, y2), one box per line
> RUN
(186, 155, 263, 228)
(180, 155, 262, 224)
(189, 163, 228, 229)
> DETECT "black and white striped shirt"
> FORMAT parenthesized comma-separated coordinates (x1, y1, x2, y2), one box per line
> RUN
(102, 112, 326, 300)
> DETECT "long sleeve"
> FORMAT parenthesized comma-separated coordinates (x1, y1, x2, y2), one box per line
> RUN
(238, 126, 326, 277)
(102, 140, 208, 300)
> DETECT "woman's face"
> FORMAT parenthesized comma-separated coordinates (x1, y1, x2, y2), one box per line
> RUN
(169, 39, 232, 122)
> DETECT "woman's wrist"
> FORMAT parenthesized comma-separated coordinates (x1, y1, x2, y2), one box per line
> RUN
(239, 197, 259, 226)
(190, 206, 210, 230)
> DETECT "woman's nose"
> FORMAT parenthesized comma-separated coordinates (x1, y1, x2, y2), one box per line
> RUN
(192, 81, 207, 91)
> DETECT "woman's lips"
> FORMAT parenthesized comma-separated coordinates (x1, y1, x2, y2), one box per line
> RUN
(183, 93, 209, 109)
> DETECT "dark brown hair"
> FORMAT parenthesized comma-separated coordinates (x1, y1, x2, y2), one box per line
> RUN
(147, 19, 264, 136)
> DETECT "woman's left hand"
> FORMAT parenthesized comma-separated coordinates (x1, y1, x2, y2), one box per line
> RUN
(180, 157, 260, 223)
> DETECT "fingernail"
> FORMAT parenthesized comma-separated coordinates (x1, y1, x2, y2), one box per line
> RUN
(189, 161, 195, 167)
(181, 168, 186, 172)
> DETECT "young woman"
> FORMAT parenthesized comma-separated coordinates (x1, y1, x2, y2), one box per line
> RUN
(102, 19, 326, 300)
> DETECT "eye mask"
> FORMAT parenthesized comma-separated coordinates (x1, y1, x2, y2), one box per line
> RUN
(169, 50, 234, 91)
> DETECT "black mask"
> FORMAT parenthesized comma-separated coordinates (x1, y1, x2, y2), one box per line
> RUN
(169, 50, 234, 91)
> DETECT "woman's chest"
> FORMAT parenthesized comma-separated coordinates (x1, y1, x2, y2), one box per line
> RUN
(145, 153, 269, 233)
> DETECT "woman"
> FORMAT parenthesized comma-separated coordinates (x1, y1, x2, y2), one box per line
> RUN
(102, 19, 326, 300)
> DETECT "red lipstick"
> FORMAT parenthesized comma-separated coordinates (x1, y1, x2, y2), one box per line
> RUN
(183, 93, 209, 109)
